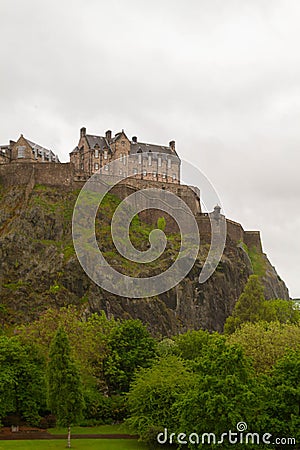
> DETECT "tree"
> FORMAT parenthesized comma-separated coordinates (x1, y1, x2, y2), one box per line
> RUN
(263, 350, 300, 443)
(18, 307, 115, 380)
(224, 275, 266, 334)
(127, 355, 195, 442)
(0, 336, 46, 425)
(174, 338, 257, 446)
(47, 327, 84, 448)
(228, 321, 300, 373)
(261, 299, 300, 324)
(103, 319, 156, 393)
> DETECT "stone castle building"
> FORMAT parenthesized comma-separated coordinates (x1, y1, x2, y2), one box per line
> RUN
(0, 128, 264, 253)
(1, 129, 180, 184)
(70, 128, 180, 183)
(0, 135, 60, 164)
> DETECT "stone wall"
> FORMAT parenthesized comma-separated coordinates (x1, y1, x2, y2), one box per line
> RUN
(244, 231, 263, 252)
(0, 162, 75, 188)
(0, 162, 263, 253)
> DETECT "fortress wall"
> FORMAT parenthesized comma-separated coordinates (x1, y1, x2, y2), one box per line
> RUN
(34, 163, 74, 186)
(226, 219, 244, 243)
(0, 162, 34, 186)
(196, 215, 249, 247)
(196, 214, 212, 244)
(0, 163, 263, 253)
(0, 162, 75, 187)
(243, 231, 263, 252)
(121, 179, 201, 216)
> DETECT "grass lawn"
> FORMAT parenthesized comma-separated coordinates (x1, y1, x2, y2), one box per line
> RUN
(0, 439, 148, 450)
(48, 424, 132, 435)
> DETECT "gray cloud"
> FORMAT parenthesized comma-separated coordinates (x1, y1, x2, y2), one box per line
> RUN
(1, 0, 299, 296)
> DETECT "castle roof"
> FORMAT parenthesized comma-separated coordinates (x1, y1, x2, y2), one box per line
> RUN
(26, 139, 60, 162)
(75, 129, 179, 158)
(130, 141, 174, 156)
(85, 135, 109, 150)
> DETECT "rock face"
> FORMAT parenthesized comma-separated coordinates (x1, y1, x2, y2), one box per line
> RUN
(0, 184, 289, 336)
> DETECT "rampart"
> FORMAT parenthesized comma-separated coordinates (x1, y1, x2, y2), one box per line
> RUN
(0, 162, 263, 252)
(0, 162, 74, 187)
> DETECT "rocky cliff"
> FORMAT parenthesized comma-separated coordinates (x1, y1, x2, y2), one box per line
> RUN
(0, 183, 289, 336)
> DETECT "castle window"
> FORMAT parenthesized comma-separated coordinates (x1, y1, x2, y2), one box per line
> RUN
(148, 154, 152, 166)
(94, 163, 99, 170)
(162, 173, 166, 179)
(104, 150, 108, 159)
(17, 146, 26, 158)
(133, 168, 138, 175)
(158, 156, 162, 167)
(168, 158, 171, 169)
(143, 170, 147, 177)
(80, 163, 84, 171)
(121, 140, 125, 146)
(138, 153, 142, 164)
(119, 169, 123, 175)
(153, 171, 157, 178)
(104, 164, 108, 171)
(172, 173, 176, 180)
(95, 149, 99, 158)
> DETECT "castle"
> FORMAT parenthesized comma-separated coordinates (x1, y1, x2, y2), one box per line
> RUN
(0, 128, 263, 252)
(70, 128, 180, 183)
(1, 128, 180, 184)
(0, 134, 60, 164)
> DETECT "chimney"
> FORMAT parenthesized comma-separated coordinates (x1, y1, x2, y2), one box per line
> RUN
(169, 140, 175, 151)
(132, 136, 137, 143)
(105, 130, 112, 142)
(80, 127, 86, 138)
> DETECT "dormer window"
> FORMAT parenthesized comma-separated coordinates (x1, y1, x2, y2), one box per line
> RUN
(104, 150, 108, 160)
(138, 153, 142, 164)
(95, 149, 99, 158)
(17, 146, 25, 158)
(121, 140, 126, 146)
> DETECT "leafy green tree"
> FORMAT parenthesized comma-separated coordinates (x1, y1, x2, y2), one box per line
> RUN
(47, 327, 85, 448)
(103, 319, 156, 394)
(18, 307, 116, 388)
(228, 321, 300, 373)
(263, 350, 300, 444)
(173, 340, 257, 448)
(127, 355, 195, 442)
(0, 336, 46, 425)
(127, 330, 260, 448)
(261, 299, 300, 324)
(224, 275, 266, 334)
(173, 328, 221, 360)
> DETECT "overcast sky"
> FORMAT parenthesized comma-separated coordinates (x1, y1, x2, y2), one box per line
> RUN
(1, 0, 299, 297)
